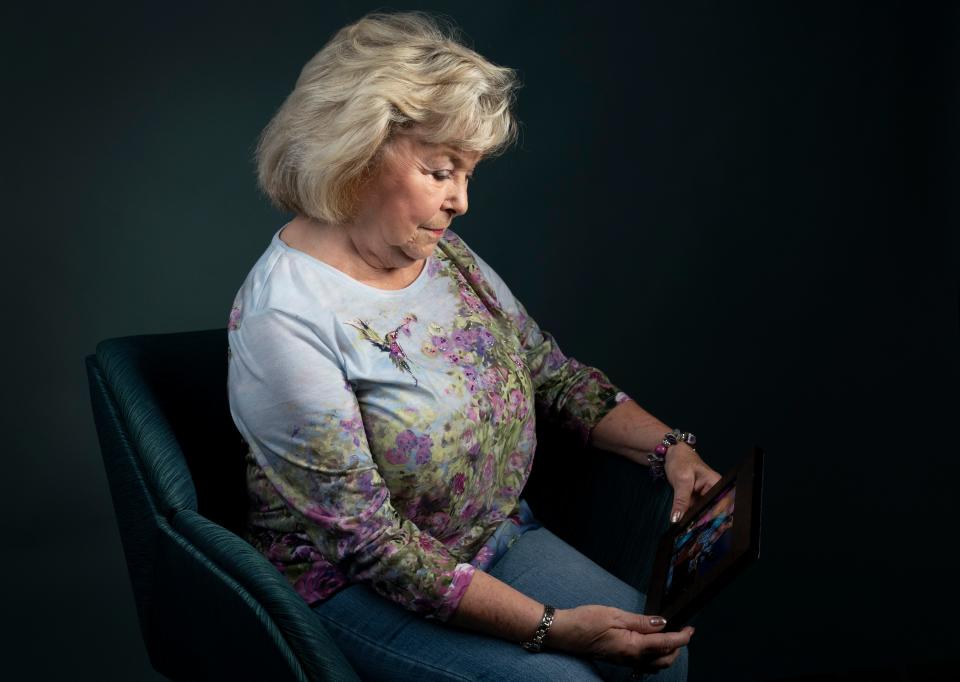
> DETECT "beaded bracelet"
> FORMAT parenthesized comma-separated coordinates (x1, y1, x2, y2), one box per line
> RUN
(647, 428, 697, 479)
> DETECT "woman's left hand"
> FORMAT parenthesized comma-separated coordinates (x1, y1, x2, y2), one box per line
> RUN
(664, 443, 722, 523)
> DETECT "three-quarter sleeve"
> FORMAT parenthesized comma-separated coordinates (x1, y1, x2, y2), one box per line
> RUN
(466, 247, 633, 446)
(228, 306, 475, 621)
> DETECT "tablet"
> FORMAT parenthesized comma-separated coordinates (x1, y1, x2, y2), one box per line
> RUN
(645, 446, 764, 631)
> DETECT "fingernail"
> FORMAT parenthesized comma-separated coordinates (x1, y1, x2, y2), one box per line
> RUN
(671, 511, 681, 523)
(650, 616, 667, 626)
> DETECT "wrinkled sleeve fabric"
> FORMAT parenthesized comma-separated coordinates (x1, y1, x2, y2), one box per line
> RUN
(464, 246, 634, 447)
(228, 306, 475, 621)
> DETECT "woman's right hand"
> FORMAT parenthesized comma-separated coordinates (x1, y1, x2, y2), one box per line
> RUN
(546, 605, 693, 671)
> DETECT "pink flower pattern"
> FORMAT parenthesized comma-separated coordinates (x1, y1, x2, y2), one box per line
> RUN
(236, 229, 630, 621)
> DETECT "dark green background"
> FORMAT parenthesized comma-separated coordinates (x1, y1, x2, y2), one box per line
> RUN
(4, 1, 958, 679)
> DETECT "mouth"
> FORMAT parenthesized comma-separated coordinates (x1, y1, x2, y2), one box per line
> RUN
(420, 226, 446, 235)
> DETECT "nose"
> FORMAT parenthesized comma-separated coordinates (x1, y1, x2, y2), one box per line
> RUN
(443, 175, 469, 218)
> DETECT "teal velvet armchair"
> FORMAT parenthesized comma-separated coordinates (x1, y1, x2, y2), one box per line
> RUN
(86, 328, 674, 681)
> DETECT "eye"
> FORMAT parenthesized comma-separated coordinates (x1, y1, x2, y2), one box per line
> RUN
(431, 170, 474, 183)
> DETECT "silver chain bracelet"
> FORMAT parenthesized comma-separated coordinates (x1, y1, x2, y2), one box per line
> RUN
(521, 604, 556, 652)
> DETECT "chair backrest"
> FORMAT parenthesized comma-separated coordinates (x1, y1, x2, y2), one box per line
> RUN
(93, 328, 248, 530)
(87, 328, 359, 681)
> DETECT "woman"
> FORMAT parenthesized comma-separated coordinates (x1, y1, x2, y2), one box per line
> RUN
(227, 10, 721, 681)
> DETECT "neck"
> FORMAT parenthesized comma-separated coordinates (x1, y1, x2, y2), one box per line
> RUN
(290, 214, 422, 281)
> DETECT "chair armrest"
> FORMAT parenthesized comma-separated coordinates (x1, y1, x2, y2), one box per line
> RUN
(172, 509, 360, 682)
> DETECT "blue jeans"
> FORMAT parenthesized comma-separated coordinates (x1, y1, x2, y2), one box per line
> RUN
(311, 502, 689, 681)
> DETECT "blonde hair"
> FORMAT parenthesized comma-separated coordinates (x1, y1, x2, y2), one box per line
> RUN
(254, 10, 523, 224)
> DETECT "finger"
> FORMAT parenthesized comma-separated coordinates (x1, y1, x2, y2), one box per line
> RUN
(639, 628, 694, 655)
(646, 647, 682, 669)
(694, 474, 716, 496)
(626, 614, 670, 634)
(670, 478, 693, 523)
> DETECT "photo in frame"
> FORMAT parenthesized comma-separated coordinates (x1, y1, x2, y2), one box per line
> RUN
(645, 446, 764, 631)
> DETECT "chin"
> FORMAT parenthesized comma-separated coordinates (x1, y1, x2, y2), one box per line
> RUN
(403, 243, 432, 258)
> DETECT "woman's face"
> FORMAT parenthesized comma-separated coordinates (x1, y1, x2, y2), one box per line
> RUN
(348, 133, 481, 269)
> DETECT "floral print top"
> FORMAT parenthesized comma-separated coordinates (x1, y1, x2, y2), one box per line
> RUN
(226, 225, 632, 622)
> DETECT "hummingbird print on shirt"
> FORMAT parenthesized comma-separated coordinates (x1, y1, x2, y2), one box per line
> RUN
(345, 313, 420, 386)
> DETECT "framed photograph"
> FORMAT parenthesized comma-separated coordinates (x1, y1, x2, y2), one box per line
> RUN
(645, 446, 764, 631)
